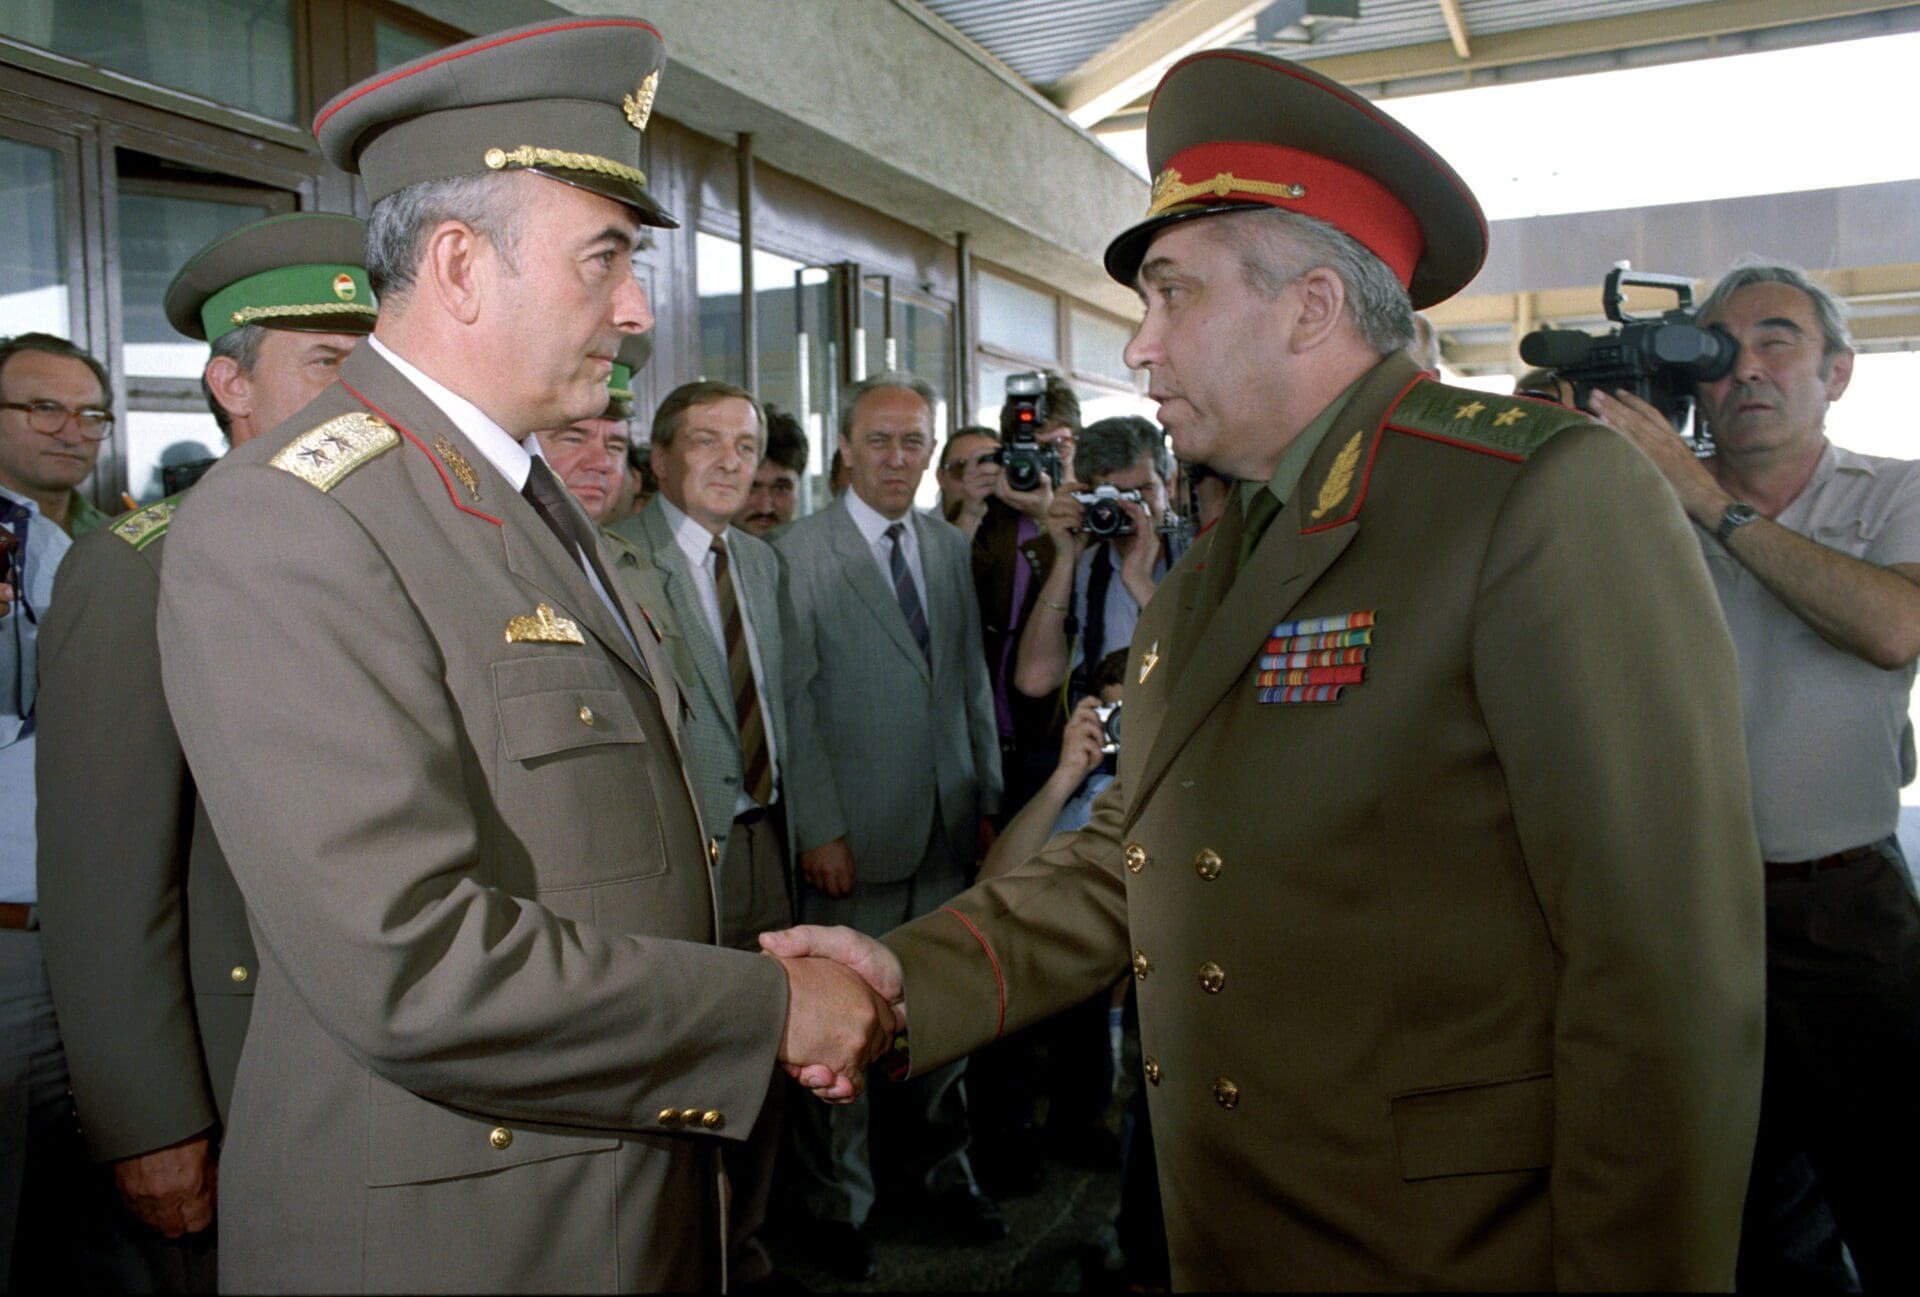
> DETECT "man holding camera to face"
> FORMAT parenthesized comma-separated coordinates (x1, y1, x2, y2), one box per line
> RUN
(1014, 416, 1178, 708)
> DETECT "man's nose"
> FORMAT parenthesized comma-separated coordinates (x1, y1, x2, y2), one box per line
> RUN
(616, 275, 654, 335)
(1123, 316, 1160, 370)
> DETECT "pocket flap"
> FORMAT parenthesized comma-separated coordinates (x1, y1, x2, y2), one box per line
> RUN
(366, 1082, 620, 1186)
(1390, 1072, 1552, 1181)
(493, 655, 643, 762)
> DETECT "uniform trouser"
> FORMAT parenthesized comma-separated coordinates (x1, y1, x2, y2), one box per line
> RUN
(716, 811, 793, 1285)
(1737, 838, 1920, 1292)
(788, 832, 977, 1227)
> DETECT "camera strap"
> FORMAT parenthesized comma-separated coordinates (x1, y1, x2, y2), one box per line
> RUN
(1079, 545, 1115, 693)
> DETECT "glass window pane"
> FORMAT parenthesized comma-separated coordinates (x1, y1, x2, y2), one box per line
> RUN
(697, 231, 745, 390)
(750, 249, 832, 474)
(375, 20, 446, 72)
(1071, 307, 1141, 388)
(0, 138, 68, 338)
(2, 0, 297, 123)
(862, 284, 889, 381)
(125, 409, 222, 505)
(896, 299, 952, 417)
(119, 189, 277, 379)
(977, 270, 1058, 363)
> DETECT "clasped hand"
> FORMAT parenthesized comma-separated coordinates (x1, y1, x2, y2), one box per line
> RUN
(763, 926, 905, 1103)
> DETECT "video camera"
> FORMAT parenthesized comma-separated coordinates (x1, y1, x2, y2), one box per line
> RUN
(996, 371, 1063, 491)
(1519, 266, 1737, 437)
(1072, 484, 1145, 540)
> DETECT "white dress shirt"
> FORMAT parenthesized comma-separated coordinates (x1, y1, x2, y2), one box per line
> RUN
(843, 487, 930, 630)
(369, 336, 636, 654)
(657, 495, 780, 814)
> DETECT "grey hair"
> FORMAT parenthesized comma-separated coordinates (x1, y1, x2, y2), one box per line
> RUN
(364, 170, 526, 300)
(1206, 207, 1417, 356)
(1698, 261, 1853, 366)
(1076, 415, 1172, 484)
(839, 369, 939, 443)
(200, 323, 267, 438)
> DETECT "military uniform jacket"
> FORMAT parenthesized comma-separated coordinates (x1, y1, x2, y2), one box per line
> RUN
(886, 352, 1766, 1290)
(155, 344, 789, 1294)
(36, 503, 255, 1159)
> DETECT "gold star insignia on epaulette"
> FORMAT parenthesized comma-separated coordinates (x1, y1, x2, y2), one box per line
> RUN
(623, 69, 659, 131)
(270, 413, 397, 492)
(1492, 406, 1527, 427)
(434, 435, 480, 501)
(1453, 401, 1486, 420)
(1139, 641, 1160, 684)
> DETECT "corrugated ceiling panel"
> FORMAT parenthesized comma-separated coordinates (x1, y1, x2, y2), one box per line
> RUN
(920, 0, 1180, 86)
(1234, 0, 1724, 58)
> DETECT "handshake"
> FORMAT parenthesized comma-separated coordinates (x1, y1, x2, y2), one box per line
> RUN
(761, 925, 907, 1102)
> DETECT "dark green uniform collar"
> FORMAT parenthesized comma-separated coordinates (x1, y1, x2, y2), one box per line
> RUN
(1237, 369, 1370, 518)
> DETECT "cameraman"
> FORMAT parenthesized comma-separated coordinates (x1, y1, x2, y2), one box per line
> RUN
(1014, 416, 1176, 704)
(1589, 263, 1920, 1292)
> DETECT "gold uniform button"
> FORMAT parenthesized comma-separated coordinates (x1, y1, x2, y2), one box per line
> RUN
(1124, 842, 1148, 874)
(578, 705, 595, 726)
(680, 1107, 702, 1127)
(1195, 848, 1223, 881)
(658, 1108, 682, 1127)
(1213, 1077, 1240, 1110)
(707, 838, 720, 867)
(1143, 1056, 1161, 1086)
(489, 1126, 513, 1150)
(1198, 961, 1226, 994)
(1131, 950, 1150, 981)
(701, 1110, 725, 1131)
(229, 965, 250, 983)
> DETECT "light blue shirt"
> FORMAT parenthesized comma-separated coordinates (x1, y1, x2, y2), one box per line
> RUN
(2, 484, 75, 904)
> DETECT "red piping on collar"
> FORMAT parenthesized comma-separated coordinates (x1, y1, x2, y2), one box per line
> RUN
(1299, 371, 1424, 535)
(312, 19, 663, 137)
(340, 378, 504, 525)
(940, 907, 1007, 1041)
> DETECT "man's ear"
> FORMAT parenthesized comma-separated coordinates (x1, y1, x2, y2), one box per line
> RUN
(1288, 266, 1348, 354)
(203, 354, 252, 424)
(1825, 348, 1855, 403)
(422, 219, 488, 326)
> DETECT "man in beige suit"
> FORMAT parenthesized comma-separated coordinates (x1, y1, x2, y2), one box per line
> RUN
(771, 49, 1765, 1290)
(155, 21, 894, 1292)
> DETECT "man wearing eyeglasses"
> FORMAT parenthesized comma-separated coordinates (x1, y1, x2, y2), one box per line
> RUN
(1, 330, 116, 1287)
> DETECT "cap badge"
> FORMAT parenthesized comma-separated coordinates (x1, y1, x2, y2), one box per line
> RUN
(1309, 430, 1364, 522)
(332, 273, 357, 302)
(623, 69, 659, 132)
(1148, 168, 1182, 210)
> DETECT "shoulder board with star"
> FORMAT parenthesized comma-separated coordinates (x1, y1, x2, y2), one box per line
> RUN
(269, 412, 399, 492)
(1386, 379, 1591, 462)
(108, 496, 180, 551)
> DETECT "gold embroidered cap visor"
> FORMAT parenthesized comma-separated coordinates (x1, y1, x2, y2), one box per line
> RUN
(162, 212, 376, 343)
(312, 17, 677, 229)
(1102, 49, 1486, 309)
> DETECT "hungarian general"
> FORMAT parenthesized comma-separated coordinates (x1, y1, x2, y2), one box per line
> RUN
(767, 48, 1767, 1290)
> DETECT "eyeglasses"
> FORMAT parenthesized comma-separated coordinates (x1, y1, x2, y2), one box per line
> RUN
(942, 451, 999, 476)
(0, 400, 116, 440)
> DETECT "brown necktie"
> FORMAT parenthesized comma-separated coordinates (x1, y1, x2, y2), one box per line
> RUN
(710, 537, 774, 805)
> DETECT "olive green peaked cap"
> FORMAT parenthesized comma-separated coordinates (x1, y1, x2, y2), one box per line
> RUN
(163, 213, 375, 343)
(312, 17, 678, 229)
(605, 330, 653, 419)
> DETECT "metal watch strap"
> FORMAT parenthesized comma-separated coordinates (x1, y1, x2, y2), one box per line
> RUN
(1716, 501, 1759, 544)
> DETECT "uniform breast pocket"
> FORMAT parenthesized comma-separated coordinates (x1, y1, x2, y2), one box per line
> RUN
(1390, 1072, 1553, 1181)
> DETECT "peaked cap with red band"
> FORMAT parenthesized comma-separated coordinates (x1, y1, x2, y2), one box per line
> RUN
(313, 17, 677, 229)
(1104, 49, 1487, 309)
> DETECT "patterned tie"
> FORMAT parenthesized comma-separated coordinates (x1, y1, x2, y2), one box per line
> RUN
(710, 537, 774, 806)
(886, 522, 931, 660)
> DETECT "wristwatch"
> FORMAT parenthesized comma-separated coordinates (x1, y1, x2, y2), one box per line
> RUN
(1715, 501, 1759, 544)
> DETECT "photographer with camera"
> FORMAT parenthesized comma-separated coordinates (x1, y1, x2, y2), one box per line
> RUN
(1014, 416, 1177, 706)
(1586, 263, 1920, 1292)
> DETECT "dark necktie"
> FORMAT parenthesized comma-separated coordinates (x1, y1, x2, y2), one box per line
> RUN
(710, 538, 774, 805)
(885, 522, 931, 660)
(1237, 486, 1283, 573)
(522, 456, 641, 656)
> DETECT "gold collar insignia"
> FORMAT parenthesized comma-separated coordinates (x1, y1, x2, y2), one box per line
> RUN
(624, 69, 659, 132)
(1309, 430, 1365, 522)
(1139, 640, 1160, 684)
(434, 434, 479, 501)
(506, 603, 584, 645)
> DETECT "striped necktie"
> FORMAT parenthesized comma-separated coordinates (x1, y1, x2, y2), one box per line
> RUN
(885, 522, 931, 660)
(710, 537, 774, 805)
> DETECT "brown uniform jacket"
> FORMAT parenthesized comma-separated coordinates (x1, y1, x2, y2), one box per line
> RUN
(887, 351, 1766, 1290)
(155, 345, 788, 1293)
(36, 507, 255, 1160)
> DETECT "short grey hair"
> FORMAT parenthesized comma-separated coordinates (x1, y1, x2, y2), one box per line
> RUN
(839, 370, 939, 443)
(200, 323, 266, 438)
(364, 171, 526, 299)
(1076, 415, 1171, 484)
(1205, 207, 1417, 356)
(1698, 261, 1853, 366)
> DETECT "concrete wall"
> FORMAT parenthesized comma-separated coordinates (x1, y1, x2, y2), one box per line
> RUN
(396, 0, 1149, 317)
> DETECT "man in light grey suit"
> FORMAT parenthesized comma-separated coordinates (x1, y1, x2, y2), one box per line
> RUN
(774, 371, 1007, 1277)
(605, 379, 795, 1287)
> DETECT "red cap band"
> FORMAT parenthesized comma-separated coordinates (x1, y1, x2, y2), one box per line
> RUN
(1150, 140, 1425, 288)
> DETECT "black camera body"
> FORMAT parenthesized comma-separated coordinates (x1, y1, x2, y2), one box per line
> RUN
(1519, 267, 1738, 435)
(1072, 484, 1144, 539)
(996, 371, 1062, 492)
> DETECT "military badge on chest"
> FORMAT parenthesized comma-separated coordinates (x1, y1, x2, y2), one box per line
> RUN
(1256, 610, 1374, 704)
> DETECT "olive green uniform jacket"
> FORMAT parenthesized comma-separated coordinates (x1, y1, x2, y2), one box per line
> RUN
(155, 344, 789, 1294)
(886, 351, 1766, 1290)
(36, 500, 255, 1163)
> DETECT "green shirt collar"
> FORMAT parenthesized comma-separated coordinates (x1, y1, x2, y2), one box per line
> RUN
(68, 491, 111, 538)
(1236, 372, 1369, 515)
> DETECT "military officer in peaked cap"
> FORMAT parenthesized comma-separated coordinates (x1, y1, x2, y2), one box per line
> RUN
(153, 19, 895, 1293)
(34, 211, 373, 1286)
(768, 49, 1766, 1289)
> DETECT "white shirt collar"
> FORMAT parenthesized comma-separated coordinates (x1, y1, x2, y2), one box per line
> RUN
(0, 483, 37, 516)
(657, 493, 727, 567)
(368, 334, 532, 491)
(843, 487, 913, 547)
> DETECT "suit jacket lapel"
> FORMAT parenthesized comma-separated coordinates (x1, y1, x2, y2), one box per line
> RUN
(642, 505, 735, 732)
(911, 511, 953, 687)
(830, 499, 931, 680)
